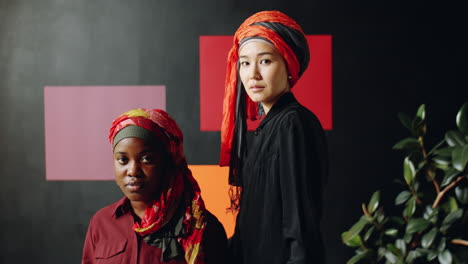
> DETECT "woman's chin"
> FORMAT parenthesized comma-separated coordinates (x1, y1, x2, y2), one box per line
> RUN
(246, 95, 263, 103)
(125, 192, 147, 202)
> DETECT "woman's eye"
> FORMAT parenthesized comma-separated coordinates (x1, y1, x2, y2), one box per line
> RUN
(141, 155, 153, 163)
(260, 59, 271, 64)
(240, 61, 249, 66)
(116, 157, 128, 164)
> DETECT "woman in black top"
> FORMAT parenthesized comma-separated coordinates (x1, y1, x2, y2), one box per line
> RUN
(220, 11, 328, 264)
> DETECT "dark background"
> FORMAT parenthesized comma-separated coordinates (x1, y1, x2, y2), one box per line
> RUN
(1, 0, 467, 263)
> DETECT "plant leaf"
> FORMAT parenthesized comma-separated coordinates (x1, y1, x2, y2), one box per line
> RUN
(390, 216, 405, 225)
(385, 228, 398, 237)
(342, 216, 369, 243)
(433, 156, 451, 170)
(404, 196, 416, 218)
(455, 186, 468, 205)
(404, 232, 413, 244)
(456, 102, 468, 135)
(421, 227, 437, 248)
(423, 206, 437, 221)
(440, 168, 461, 187)
(416, 104, 426, 121)
(445, 130, 466, 147)
(440, 209, 463, 233)
(395, 190, 411, 205)
(413, 180, 420, 192)
(384, 250, 398, 263)
(406, 250, 422, 263)
(452, 145, 468, 172)
(393, 137, 420, 151)
(376, 209, 386, 223)
(346, 249, 372, 264)
(448, 196, 459, 212)
(438, 237, 447, 252)
(428, 139, 447, 156)
(434, 146, 455, 158)
(404, 157, 415, 185)
(387, 243, 402, 258)
(363, 225, 375, 241)
(412, 117, 426, 137)
(427, 249, 438, 261)
(367, 191, 380, 215)
(406, 218, 430, 234)
(341, 231, 362, 247)
(438, 249, 453, 264)
(395, 239, 407, 256)
(398, 112, 413, 131)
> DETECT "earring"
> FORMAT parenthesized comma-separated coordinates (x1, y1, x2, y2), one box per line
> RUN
(288, 76, 292, 80)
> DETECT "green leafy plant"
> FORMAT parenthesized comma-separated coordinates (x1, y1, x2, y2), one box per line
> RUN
(342, 102, 468, 264)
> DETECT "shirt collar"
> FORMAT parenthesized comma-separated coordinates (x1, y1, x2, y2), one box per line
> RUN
(258, 92, 297, 129)
(111, 196, 132, 218)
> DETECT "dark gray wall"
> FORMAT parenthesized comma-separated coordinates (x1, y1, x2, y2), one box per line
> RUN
(1, 0, 467, 263)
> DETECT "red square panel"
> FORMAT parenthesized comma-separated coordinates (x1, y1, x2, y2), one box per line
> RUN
(199, 35, 332, 131)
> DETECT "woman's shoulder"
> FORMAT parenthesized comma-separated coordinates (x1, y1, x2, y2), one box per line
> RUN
(275, 102, 322, 129)
(90, 197, 128, 222)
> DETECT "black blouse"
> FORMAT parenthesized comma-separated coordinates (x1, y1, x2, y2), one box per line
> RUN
(231, 92, 328, 264)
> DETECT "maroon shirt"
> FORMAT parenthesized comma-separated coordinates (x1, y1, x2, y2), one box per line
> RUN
(82, 197, 227, 264)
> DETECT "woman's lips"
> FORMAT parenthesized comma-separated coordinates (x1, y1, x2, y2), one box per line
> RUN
(249, 86, 265, 92)
(125, 181, 143, 192)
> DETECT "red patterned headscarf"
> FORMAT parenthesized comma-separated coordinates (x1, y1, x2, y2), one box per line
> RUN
(219, 11, 310, 209)
(109, 109, 206, 264)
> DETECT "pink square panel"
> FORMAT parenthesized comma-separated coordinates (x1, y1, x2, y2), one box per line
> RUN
(199, 35, 333, 131)
(44, 86, 166, 180)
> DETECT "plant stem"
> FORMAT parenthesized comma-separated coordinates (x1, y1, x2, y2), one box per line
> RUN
(409, 186, 423, 205)
(430, 170, 441, 194)
(419, 136, 441, 194)
(432, 175, 465, 208)
(427, 139, 445, 156)
(452, 239, 468, 247)
(362, 203, 370, 217)
(361, 203, 383, 230)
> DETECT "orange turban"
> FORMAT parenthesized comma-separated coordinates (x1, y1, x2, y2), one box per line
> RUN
(220, 11, 310, 168)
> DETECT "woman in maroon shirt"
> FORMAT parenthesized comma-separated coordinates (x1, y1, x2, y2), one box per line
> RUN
(82, 109, 227, 264)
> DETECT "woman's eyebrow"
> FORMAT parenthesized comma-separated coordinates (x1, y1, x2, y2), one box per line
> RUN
(140, 150, 156, 154)
(239, 52, 275, 59)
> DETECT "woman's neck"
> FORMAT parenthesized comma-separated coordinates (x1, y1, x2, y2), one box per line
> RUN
(130, 200, 149, 219)
(261, 90, 289, 115)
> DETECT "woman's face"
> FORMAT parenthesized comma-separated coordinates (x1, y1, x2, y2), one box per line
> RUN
(238, 41, 290, 114)
(113, 137, 165, 204)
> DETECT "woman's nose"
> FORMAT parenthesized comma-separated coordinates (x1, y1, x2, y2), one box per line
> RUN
(249, 65, 261, 80)
(127, 161, 140, 177)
